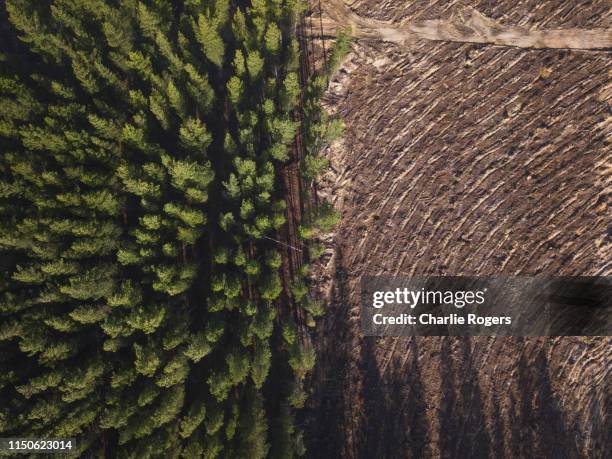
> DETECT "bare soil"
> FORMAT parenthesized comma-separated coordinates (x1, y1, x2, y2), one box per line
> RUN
(319, 0, 612, 49)
(304, 1, 611, 458)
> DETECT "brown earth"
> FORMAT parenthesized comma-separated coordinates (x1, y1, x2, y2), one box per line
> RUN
(303, 1, 611, 458)
(319, 0, 612, 49)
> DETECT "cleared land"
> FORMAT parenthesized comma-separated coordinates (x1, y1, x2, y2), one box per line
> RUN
(305, 0, 611, 457)
(320, 0, 612, 49)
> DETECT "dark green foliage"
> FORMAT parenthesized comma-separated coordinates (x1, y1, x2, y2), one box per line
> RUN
(0, 0, 342, 456)
(326, 27, 353, 77)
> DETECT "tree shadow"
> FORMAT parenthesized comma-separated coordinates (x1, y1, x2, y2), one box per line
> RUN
(388, 338, 431, 459)
(358, 337, 431, 459)
(509, 340, 582, 459)
(437, 337, 491, 459)
(304, 259, 593, 459)
(306, 242, 432, 458)
(490, 389, 505, 457)
(304, 244, 352, 458)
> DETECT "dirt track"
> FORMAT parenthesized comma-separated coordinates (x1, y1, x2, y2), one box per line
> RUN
(305, 1, 611, 457)
(317, 0, 612, 50)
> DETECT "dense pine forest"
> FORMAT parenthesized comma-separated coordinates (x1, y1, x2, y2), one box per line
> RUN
(0, 0, 348, 456)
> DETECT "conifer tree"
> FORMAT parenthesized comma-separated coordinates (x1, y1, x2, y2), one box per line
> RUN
(0, 0, 341, 455)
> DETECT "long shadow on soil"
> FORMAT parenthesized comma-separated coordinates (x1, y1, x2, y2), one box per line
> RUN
(438, 338, 582, 459)
(304, 258, 587, 459)
(438, 338, 491, 459)
(506, 340, 582, 459)
(359, 337, 431, 459)
(305, 244, 432, 459)
(304, 244, 352, 458)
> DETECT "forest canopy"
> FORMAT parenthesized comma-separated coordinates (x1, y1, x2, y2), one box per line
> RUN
(0, 0, 348, 457)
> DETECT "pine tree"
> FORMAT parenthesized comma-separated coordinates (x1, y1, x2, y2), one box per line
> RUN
(0, 0, 339, 455)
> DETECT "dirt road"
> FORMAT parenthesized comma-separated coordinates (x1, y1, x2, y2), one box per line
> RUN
(315, 0, 612, 49)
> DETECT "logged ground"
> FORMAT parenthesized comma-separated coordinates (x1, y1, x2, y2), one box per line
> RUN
(303, 1, 611, 458)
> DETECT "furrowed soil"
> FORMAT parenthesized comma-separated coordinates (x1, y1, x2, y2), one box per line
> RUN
(304, 1, 611, 458)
